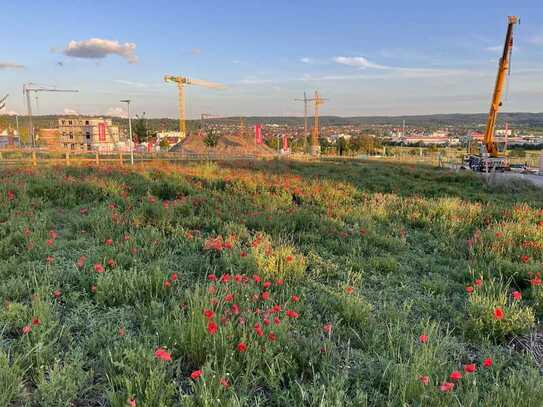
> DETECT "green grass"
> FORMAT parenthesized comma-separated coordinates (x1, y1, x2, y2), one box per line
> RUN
(1, 159, 543, 406)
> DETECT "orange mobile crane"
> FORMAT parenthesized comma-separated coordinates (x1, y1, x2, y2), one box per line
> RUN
(467, 16, 518, 172)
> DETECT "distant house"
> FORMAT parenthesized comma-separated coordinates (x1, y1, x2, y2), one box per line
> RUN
(0, 128, 20, 148)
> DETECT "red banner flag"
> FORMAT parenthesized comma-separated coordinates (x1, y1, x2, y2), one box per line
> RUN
(98, 123, 106, 142)
(255, 124, 263, 145)
(282, 135, 288, 151)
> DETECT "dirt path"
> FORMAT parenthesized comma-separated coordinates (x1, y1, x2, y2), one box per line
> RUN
(483, 172, 543, 189)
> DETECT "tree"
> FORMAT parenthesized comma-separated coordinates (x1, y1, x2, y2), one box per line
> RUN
(133, 114, 150, 143)
(203, 129, 219, 148)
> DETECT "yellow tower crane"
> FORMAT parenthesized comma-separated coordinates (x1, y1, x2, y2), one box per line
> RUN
(310, 90, 328, 156)
(164, 75, 224, 138)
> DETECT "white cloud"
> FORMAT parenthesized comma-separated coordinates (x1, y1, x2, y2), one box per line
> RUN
(106, 107, 128, 118)
(63, 38, 138, 64)
(333, 56, 389, 69)
(238, 77, 274, 85)
(114, 79, 147, 88)
(300, 57, 314, 64)
(0, 62, 25, 69)
(63, 108, 79, 115)
(484, 45, 502, 53)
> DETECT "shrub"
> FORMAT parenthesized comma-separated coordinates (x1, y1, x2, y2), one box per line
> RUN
(464, 279, 535, 342)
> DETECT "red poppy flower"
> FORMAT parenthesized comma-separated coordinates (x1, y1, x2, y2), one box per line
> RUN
(219, 377, 230, 388)
(220, 274, 230, 284)
(261, 291, 270, 301)
(154, 347, 172, 361)
(439, 382, 454, 392)
(76, 256, 86, 269)
(323, 323, 332, 334)
(53, 290, 62, 298)
(190, 370, 203, 380)
(231, 304, 240, 315)
(208, 274, 217, 282)
(493, 307, 504, 320)
(474, 279, 483, 286)
(464, 363, 476, 373)
(419, 375, 430, 385)
(47, 239, 54, 246)
(268, 331, 277, 341)
(512, 291, 521, 301)
(163, 280, 171, 288)
(32, 317, 41, 326)
(291, 295, 300, 302)
(271, 304, 281, 313)
(419, 335, 429, 344)
(22, 325, 32, 334)
(234, 274, 242, 283)
(94, 263, 105, 273)
(263, 281, 272, 289)
(46, 256, 54, 264)
(449, 371, 462, 381)
(208, 285, 217, 294)
(236, 342, 247, 352)
(225, 293, 234, 302)
(466, 286, 474, 294)
(273, 317, 281, 325)
(127, 398, 137, 407)
(171, 273, 178, 282)
(276, 279, 284, 286)
(207, 321, 218, 335)
(520, 255, 530, 264)
(286, 310, 299, 319)
(345, 286, 354, 295)
(253, 274, 261, 283)
(240, 251, 247, 257)
(105, 239, 113, 246)
(483, 358, 493, 367)
(203, 309, 214, 319)
(263, 318, 271, 326)
(286, 255, 293, 263)
(531, 276, 542, 286)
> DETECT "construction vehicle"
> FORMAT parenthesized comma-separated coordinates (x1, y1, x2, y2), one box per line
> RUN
(466, 16, 518, 172)
(23, 83, 78, 147)
(164, 76, 224, 138)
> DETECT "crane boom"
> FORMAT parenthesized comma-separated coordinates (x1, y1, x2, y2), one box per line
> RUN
(484, 16, 517, 157)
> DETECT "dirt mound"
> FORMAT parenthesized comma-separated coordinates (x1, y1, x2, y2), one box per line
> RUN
(170, 131, 275, 156)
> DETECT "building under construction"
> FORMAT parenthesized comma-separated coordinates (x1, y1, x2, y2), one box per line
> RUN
(57, 117, 122, 151)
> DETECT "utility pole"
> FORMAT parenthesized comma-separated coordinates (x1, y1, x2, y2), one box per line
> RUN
(120, 99, 134, 165)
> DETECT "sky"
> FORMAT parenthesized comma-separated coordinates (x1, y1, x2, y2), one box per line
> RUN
(1, 0, 542, 119)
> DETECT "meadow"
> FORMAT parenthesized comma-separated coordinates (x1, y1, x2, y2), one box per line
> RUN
(1, 159, 543, 406)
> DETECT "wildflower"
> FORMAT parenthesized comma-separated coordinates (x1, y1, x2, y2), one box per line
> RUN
(231, 304, 240, 315)
(483, 358, 493, 367)
(53, 290, 62, 299)
(345, 286, 354, 295)
(466, 286, 474, 294)
(171, 273, 178, 282)
(46, 256, 54, 264)
(190, 370, 203, 380)
(207, 274, 217, 282)
(223, 241, 233, 250)
(253, 274, 261, 283)
(493, 307, 504, 320)
(530, 276, 542, 286)
(323, 323, 332, 334)
(7, 191, 15, 201)
(464, 364, 476, 373)
(268, 331, 277, 341)
(286, 255, 293, 263)
(263, 281, 272, 289)
(127, 398, 136, 407)
(105, 239, 113, 246)
(208, 285, 217, 294)
(419, 375, 430, 385)
(22, 325, 32, 334)
(273, 316, 281, 325)
(207, 321, 218, 335)
(32, 317, 41, 326)
(80, 208, 89, 215)
(255, 323, 264, 337)
(236, 342, 247, 352)
(94, 263, 105, 273)
(263, 318, 271, 326)
(474, 278, 483, 286)
(219, 274, 230, 284)
(47, 239, 54, 246)
(203, 309, 215, 319)
(291, 295, 300, 302)
(154, 347, 172, 362)
(107, 258, 116, 268)
(512, 291, 522, 301)
(240, 251, 247, 257)
(276, 279, 284, 286)
(449, 371, 462, 381)
(163, 280, 171, 288)
(286, 310, 299, 319)
(119, 326, 126, 337)
(520, 255, 530, 264)
(224, 293, 234, 302)
(439, 382, 455, 392)
(495, 232, 503, 238)
(219, 377, 230, 388)
(261, 291, 270, 301)
(90, 285, 97, 294)
(271, 304, 281, 313)
(76, 256, 86, 269)
(419, 335, 429, 344)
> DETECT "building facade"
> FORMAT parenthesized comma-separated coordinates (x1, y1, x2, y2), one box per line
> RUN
(59, 117, 122, 151)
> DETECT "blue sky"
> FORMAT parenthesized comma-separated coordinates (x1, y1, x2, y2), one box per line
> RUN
(1, 0, 542, 118)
